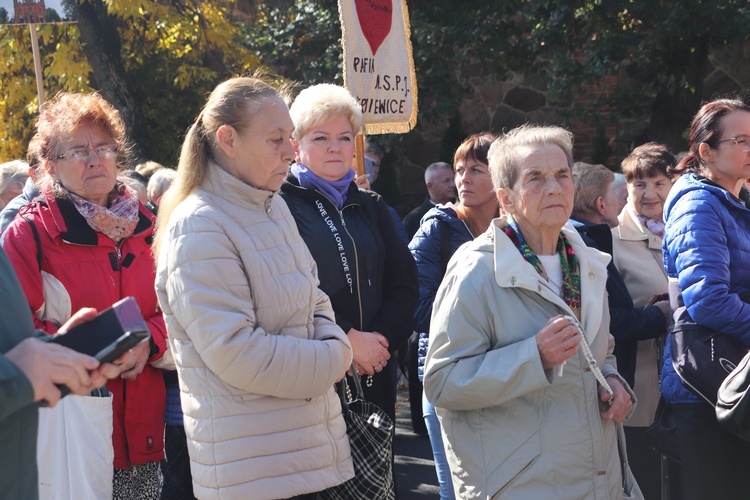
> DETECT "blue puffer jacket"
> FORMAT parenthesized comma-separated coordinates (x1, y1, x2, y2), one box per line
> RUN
(408, 205, 473, 381)
(661, 173, 750, 404)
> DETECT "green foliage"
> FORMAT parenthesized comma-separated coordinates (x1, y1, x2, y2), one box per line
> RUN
(0, 8, 8, 24)
(45, 8, 61, 23)
(0, 0, 260, 164)
(0, 23, 92, 160)
(241, 0, 343, 85)
(526, 0, 750, 150)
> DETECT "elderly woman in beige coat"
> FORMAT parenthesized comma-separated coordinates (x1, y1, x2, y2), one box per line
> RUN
(424, 125, 636, 499)
(611, 142, 675, 497)
(154, 77, 354, 500)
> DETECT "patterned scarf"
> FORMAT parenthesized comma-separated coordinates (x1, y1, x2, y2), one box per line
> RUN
(635, 212, 665, 238)
(64, 182, 140, 243)
(502, 215, 581, 313)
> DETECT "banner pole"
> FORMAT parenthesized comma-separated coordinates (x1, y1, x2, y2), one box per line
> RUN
(355, 133, 365, 177)
(29, 23, 45, 106)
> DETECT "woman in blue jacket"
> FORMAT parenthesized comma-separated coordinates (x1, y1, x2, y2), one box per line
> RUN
(409, 133, 498, 499)
(661, 97, 750, 499)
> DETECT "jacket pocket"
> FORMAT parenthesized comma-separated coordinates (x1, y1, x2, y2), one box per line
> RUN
(487, 429, 541, 497)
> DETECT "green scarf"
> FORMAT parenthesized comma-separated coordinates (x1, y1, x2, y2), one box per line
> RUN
(502, 215, 581, 313)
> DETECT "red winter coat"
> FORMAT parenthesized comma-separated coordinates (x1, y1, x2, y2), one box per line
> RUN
(2, 188, 166, 468)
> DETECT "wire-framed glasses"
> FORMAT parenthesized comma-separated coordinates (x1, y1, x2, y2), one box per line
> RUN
(56, 145, 119, 163)
(717, 135, 750, 153)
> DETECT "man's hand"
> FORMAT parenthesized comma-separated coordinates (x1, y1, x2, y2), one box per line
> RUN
(599, 376, 633, 423)
(6, 337, 100, 408)
(536, 315, 581, 370)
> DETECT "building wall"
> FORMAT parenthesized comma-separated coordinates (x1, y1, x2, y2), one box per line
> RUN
(13, 0, 46, 23)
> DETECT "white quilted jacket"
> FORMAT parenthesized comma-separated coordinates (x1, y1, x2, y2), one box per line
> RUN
(156, 163, 354, 499)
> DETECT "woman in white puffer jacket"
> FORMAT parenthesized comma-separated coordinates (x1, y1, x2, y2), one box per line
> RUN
(153, 76, 354, 500)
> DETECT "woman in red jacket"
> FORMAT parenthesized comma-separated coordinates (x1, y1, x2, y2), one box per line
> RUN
(2, 92, 167, 499)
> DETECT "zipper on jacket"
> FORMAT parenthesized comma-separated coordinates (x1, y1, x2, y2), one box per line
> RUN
(338, 210, 365, 330)
(314, 189, 367, 330)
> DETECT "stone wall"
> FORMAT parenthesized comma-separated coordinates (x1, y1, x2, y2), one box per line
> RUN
(385, 39, 750, 216)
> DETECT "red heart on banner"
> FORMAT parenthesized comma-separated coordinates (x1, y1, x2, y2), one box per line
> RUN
(354, 0, 393, 56)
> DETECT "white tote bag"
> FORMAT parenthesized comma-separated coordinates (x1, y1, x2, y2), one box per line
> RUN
(33, 271, 115, 499)
(36, 394, 115, 499)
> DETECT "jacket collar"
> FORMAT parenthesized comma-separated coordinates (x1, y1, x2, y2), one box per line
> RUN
(613, 203, 662, 250)
(487, 215, 610, 343)
(204, 162, 276, 211)
(281, 173, 364, 210)
(40, 187, 154, 246)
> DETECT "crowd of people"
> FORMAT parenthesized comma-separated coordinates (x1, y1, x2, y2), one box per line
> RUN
(1, 75, 749, 500)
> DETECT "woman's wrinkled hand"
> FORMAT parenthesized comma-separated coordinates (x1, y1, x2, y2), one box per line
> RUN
(118, 340, 151, 381)
(347, 328, 390, 376)
(599, 376, 633, 423)
(535, 315, 580, 370)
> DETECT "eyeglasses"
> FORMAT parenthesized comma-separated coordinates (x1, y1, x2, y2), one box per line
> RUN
(717, 135, 750, 153)
(56, 145, 119, 163)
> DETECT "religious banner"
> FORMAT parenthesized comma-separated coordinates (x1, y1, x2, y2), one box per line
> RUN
(338, 0, 418, 135)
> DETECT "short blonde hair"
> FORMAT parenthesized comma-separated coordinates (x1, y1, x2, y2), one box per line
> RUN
(135, 160, 165, 180)
(488, 124, 574, 191)
(289, 84, 362, 140)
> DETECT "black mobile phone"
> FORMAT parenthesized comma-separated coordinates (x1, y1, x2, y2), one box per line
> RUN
(95, 329, 150, 363)
(50, 297, 149, 357)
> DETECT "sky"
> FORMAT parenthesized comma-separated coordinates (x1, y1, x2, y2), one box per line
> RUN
(0, 0, 66, 20)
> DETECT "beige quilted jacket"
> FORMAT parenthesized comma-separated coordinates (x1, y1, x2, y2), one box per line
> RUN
(156, 163, 354, 500)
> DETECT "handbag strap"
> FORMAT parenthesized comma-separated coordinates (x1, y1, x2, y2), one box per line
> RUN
(338, 363, 368, 409)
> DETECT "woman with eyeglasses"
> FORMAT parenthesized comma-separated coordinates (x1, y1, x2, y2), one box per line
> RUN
(660, 97, 750, 499)
(2, 92, 168, 499)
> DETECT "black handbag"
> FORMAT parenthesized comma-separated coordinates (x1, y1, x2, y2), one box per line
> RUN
(316, 369, 395, 500)
(716, 349, 750, 441)
(644, 396, 682, 464)
(669, 282, 749, 406)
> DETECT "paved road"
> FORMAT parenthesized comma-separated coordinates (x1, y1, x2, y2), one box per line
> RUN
(394, 384, 440, 499)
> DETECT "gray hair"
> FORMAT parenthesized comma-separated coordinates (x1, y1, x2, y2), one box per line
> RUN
(571, 162, 614, 220)
(488, 124, 574, 191)
(0, 160, 29, 196)
(424, 162, 452, 184)
(147, 168, 177, 203)
(289, 84, 362, 141)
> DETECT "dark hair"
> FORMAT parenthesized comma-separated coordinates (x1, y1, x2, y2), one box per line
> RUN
(620, 142, 676, 183)
(671, 98, 750, 176)
(119, 169, 148, 187)
(454, 132, 497, 168)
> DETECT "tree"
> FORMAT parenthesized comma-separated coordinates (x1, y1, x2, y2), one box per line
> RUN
(0, 7, 8, 24)
(0, 0, 259, 164)
(525, 0, 750, 153)
(45, 8, 61, 23)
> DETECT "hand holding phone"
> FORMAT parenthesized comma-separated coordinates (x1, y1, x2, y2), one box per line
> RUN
(47, 297, 151, 401)
(95, 330, 150, 363)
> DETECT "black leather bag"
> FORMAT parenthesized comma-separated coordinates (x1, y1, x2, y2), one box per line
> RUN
(670, 318, 747, 405)
(716, 349, 750, 441)
(669, 281, 749, 406)
(644, 396, 682, 464)
(317, 370, 395, 500)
